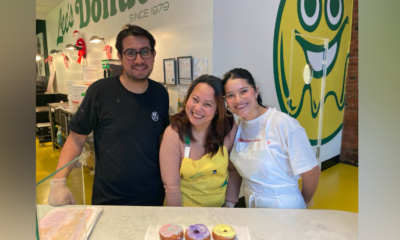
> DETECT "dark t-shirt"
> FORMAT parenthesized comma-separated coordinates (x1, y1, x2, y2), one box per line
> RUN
(68, 75, 170, 205)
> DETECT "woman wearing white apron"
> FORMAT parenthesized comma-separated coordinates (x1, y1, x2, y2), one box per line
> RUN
(221, 68, 321, 209)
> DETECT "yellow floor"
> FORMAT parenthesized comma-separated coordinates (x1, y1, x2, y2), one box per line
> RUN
(36, 137, 358, 212)
(36, 137, 94, 205)
(302, 163, 358, 213)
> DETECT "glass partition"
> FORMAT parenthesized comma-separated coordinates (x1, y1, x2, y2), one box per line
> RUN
(36, 156, 88, 240)
(289, 31, 329, 167)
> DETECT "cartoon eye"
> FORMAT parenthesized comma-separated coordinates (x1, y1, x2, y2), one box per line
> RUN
(298, 0, 322, 32)
(325, 0, 343, 30)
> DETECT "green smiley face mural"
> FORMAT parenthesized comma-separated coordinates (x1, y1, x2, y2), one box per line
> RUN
(273, 0, 353, 146)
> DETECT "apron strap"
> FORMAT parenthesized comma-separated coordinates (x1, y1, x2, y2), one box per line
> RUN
(184, 135, 191, 158)
(234, 118, 243, 143)
(248, 189, 257, 208)
(264, 108, 276, 134)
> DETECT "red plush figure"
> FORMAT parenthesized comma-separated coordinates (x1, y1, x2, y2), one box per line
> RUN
(73, 30, 87, 65)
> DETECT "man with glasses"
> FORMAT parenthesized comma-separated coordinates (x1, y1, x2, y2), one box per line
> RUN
(48, 25, 170, 206)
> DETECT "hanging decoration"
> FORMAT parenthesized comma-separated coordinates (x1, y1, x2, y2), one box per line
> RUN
(73, 30, 87, 65)
(103, 45, 112, 59)
(61, 53, 70, 69)
(45, 56, 55, 72)
(44, 56, 53, 64)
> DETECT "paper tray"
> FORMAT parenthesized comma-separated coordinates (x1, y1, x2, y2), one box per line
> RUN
(144, 224, 250, 240)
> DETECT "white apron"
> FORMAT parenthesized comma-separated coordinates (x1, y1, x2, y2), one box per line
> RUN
(231, 108, 306, 209)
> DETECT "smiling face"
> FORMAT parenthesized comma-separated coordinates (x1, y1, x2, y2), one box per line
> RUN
(117, 35, 156, 81)
(185, 83, 218, 129)
(273, 0, 353, 145)
(224, 78, 258, 121)
(295, 0, 348, 78)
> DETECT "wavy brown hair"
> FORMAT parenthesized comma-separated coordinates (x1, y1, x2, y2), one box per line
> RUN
(171, 75, 234, 158)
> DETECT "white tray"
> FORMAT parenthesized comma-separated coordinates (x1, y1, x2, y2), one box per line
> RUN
(144, 224, 250, 240)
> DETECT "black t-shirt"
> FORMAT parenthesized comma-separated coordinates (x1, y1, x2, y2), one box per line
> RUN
(68, 75, 170, 205)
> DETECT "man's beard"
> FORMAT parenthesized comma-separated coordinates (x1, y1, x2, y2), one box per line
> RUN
(125, 71, 149, 82)
(124, 65, 151, 82)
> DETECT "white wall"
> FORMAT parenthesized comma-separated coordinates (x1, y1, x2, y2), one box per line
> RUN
(46, 0, 213, 114)
(213, 0, 281, 108)
(36, 12, 46, 20)
(213, 0, 351, 162)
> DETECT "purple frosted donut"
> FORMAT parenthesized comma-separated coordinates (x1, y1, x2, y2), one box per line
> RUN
(185, 224, 211, 240)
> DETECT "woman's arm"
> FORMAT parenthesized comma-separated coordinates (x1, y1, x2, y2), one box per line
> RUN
(301, 165, 321, 205)
(225, 161, 242, 204)
(225, 122, 242, 205)
(160, 126, 183, 206)
(286, 121, 321, 206)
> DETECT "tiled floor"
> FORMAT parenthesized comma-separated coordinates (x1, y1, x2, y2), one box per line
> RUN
(36, 137, 358, 212)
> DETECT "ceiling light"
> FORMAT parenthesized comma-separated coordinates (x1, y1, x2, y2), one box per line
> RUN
(90, 36, 106, 46)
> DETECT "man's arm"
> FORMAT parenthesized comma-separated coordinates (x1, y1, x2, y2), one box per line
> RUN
(47, 131, 88, 205)
(53, 131, 88, 179)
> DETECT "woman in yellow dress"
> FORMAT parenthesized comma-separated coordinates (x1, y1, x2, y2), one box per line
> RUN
(160, 75, 241, 207)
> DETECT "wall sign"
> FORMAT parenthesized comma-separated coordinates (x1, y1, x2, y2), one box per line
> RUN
(129, 2, 170, 22)
(163, 58, 176, 85)
(177, 56, 193, 85)
(193, 58, 208, 79)
(56, 0, 154, 45)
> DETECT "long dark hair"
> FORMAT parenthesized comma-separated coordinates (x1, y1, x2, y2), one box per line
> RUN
(221, 68, 266, 108)
(171, 75, 234, 158)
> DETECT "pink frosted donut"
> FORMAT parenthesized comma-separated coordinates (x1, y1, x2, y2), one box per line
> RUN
(159, 223, 183, 240)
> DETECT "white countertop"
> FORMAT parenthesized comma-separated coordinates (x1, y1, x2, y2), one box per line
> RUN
(81, 206, 358, 240)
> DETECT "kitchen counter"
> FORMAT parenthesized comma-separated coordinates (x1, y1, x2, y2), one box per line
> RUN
(37, 205, 358, 240)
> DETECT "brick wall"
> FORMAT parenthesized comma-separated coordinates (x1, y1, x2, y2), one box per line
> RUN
(340, 0, 358, 166)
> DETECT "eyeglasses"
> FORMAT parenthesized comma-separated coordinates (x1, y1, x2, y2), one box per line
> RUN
(224, 87, 252, 102)
(122, 48, 153, 60)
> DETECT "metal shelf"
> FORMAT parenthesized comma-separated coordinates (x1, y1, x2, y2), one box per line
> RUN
(53, 142, 62, 149)
(47, 103, 95, 172)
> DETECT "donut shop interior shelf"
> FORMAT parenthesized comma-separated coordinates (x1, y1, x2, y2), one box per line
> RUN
(47, 103, 96, 171)
(36, 157, 102, 240)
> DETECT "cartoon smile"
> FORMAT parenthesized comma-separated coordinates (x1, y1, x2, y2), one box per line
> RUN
(295, 16, 349, 78)
(273, 0, 353, 146)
